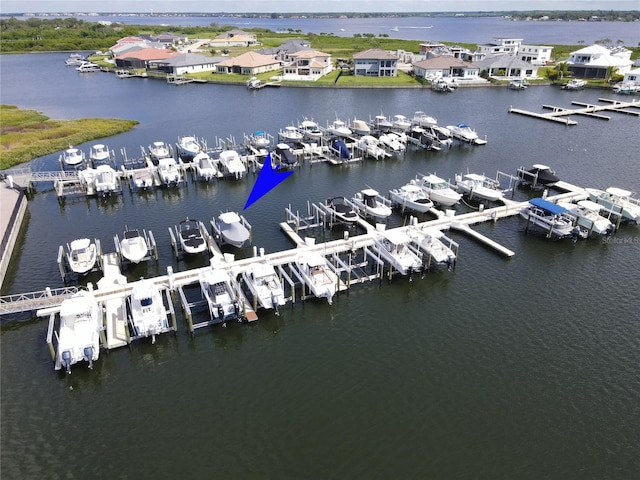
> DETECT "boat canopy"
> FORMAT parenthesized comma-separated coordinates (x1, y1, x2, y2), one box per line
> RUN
(605, 187, 632, 198)
(529, 197, 568, 215)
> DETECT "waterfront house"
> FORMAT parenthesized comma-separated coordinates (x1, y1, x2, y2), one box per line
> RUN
(518, 44, 553, 65)
(259, 39, 312, 63)
(564, 44, 634, 79)
(209, 29, 260, 48)
(477, 38, 523, 55)
(282, 50, 333, 81)
(622, 67, 640, 86)
(474, 54, 539, 78)
(115, 47, 180, 69)
(148, 53, 224, 75)
(215, 51, 281, 75)
(412, 56, 479, 81)
(353, 49, 398, 77)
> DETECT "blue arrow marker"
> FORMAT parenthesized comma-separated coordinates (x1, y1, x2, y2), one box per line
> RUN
(243, 153, 294, 210)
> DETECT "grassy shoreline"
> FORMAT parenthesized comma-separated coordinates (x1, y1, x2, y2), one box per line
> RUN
(0, 105, 138, 170)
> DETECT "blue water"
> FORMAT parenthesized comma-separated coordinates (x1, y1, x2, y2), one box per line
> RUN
(62, 14, 640, 45)
(1, 51, 639, 479)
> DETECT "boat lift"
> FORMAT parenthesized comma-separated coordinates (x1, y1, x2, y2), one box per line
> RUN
(57, 239, 103, 283)
(113, 227, 158, 268)
(168, 220, 213, 259)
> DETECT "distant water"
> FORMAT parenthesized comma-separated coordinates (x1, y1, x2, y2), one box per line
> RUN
(42, 14, 640, 45)
(1, 53, 639, 479)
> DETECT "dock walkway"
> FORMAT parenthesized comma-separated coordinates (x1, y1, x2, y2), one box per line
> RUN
(509, 97, 640, 125)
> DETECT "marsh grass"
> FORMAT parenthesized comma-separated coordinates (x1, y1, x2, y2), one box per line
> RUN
(0, 105, 138, 170)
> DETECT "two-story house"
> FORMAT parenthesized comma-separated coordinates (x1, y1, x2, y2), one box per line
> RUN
(282, 50, 333, 81)
(353, 49, 398, 77)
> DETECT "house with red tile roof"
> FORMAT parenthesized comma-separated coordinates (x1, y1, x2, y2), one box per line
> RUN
(115, 47, 180, 69)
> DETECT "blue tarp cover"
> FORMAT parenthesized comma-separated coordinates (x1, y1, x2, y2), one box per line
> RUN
(529, 197, 567, 215)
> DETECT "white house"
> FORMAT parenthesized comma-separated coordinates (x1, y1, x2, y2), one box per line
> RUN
(148, 53, 224, 75)
(565, 44, 634, 79)
(353, 49, 398, 77)
(209, 29, 260, 48)
(622, 67, 640, 85)
(477, 38, 522, 55)
(474, 55, 539, 78)
(412, 56, 479, 80)
(519, 44, 553, 65)
(282, 49, 332, 81)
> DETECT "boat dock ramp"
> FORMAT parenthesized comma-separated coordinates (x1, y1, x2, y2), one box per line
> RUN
(509, 97, 640, 125)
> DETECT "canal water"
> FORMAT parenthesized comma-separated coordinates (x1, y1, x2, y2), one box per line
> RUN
(1, 53, 639, 479)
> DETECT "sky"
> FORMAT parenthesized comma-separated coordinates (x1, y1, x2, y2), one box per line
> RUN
(1, 0, 639, 14)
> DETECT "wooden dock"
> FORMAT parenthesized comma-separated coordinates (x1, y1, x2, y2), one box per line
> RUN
(509, 97, 640, 125)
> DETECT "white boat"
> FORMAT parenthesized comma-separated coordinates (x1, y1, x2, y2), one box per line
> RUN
(192, 151, 218, 181)
(563, 79, 587, 90)
(89, 143, 112, 166)
(509, 79, 528, 90)
(148, 141, 172, 163)
(295, 251, 338, 305)
(93, 164, 120, 195)
(520, 198, 579, 239)
(127, 279, 171, 343)
(278, 125, 304, 144)
(412, 174, 462, 207)
(76, 61, 101, 72)
(389, 183, 434, 213)
(351, 188, 393, 220)
(175, 218, 208, 254)
(199, 268, 244, 324)
(325, 196, 359, 224)
(378, 132, 405, 152)
(213, 212, 251, 248)
(409, 228, 457, 268)
(357, 135, 389, 160)
(406, 126, 438, 150)
(242, 261, 287, 314)
(612, 82, 638, 94)
(371, 114, 394, 132)
(585, 187, 640, 223)
(177, 135, 200, 159)
(217, 150, 246, 179)
(429, 126, 454, 148)
(54, 290, 102, 373)
(411, 110, 438, 127)
(65, 53, 86, 66)
(61, 147, 85, 168)
(454, 173, 504, 202)
(558, 200, 616, 236)
(116, 227, 151, 264)
(351, 118, 371, 136)
(65, 238, 98, 275)
(249, 130, 271, 149)
(391, 114, 412, 131)
(431, 78, 457, 92)
(298, 119, 323, 140)
(246, 76, 262, 89)
(446, 123, 484, 144)
(374, 229, 423, 276)
(157, 157, 183, 186)
(326, 119, 352, 137)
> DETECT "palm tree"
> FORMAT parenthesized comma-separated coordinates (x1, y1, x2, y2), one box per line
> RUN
(555, 62, 570, 80)
(605, 66, 618, 83)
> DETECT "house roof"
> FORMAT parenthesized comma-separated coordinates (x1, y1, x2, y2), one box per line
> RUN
(290, 49, 329, 59)
(571, 44, 611, 55)
(149, 53, 224, 67)
(474, 54, 535, 70)
(116, 47, 179, 62)
(259, 39, 312, 56)
(353, 48, 397, 60)
(413, 56, 474, 69)
(216, 51, 280, 68)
